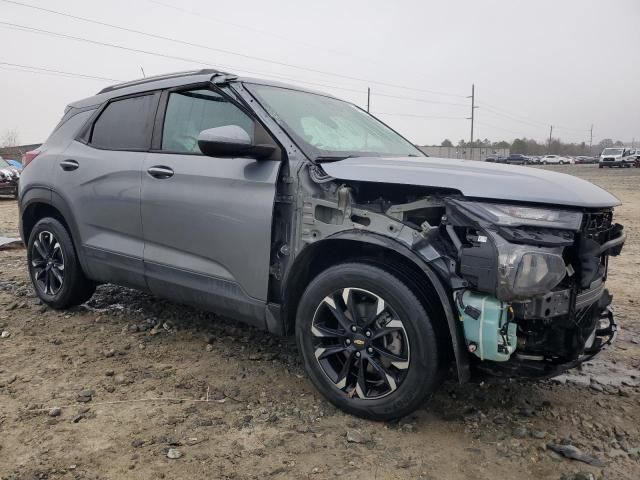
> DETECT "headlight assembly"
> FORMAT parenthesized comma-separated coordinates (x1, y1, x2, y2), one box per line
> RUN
(455, 201, 583, 231)
(450, 199, 574, 301)
(492, 230, 567, 300)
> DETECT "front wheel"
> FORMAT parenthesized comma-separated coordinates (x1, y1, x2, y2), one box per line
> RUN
(296, 263, 440, 420)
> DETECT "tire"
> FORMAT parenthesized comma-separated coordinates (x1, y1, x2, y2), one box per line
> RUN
(559, 160, 564, 165)
(599, 165, 603, 169)
(542, 161, 547, 165)
(27, 217, 96, 309)
(296, 262, 440, 420)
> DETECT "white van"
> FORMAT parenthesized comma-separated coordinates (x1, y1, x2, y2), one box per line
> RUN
(599, 148, 634, 168)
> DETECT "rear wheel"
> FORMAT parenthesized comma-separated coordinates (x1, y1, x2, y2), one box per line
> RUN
(296, 263, 440, 420)
(27, 217, 95, 309)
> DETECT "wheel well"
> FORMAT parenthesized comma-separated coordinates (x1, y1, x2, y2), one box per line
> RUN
(283, 239, 453, 360)
(22, 202, 71, 243)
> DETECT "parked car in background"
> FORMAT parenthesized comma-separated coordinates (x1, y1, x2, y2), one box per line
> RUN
(599, 148, 635, 168)
(575, 156, 597, 164)
(0, 156, 20, 198)
(540, 155, 571, 165)
(504, 154, 530, 165)
(17, 69, 626, 420)
(484, 155, 506, 163)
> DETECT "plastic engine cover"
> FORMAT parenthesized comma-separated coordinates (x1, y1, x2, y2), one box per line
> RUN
(457, 290, 517, 362)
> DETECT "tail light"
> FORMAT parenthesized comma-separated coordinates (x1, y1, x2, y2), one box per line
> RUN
(23, 149, 41, 168)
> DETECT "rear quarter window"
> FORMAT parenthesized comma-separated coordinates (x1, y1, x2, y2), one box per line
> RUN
(90, 94, 156, 150)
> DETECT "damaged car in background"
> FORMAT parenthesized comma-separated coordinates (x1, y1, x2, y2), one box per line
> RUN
(18, 70, 626, 420)
(0, 156, 20, 198)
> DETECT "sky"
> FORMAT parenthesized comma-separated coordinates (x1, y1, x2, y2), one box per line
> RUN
(0, 0, 639, 147)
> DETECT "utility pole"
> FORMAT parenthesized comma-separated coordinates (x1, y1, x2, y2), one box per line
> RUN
(467, 84, 478, 160)
(589, 124, 593, 155)
(548, 125, 553, 154)
(367, 87, 370, 113)
(140, 67, 146, 78)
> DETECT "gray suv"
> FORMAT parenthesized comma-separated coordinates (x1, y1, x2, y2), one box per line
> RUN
(19, 70, 626, 420)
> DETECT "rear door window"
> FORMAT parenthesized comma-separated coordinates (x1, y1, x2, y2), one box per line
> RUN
(90, 94, 156, 150)
(161, 89, 254, 154)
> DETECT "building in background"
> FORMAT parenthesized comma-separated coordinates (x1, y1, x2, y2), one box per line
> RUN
(417, 145, 510, 161)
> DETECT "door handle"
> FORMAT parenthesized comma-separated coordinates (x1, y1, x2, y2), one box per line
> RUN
(147, 166, 174, 179)
(59, 159, 79, 171)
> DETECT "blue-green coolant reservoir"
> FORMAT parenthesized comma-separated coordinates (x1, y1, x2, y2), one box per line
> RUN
(455, 290, 517, 362)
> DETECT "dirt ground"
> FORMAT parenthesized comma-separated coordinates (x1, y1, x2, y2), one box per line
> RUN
(0, 165, 638, 480)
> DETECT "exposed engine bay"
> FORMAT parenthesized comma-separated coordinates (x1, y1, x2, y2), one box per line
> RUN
(300, 164, 626, 379)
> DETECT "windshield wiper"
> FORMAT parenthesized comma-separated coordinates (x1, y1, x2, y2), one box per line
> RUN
(315, 155, 355, 163)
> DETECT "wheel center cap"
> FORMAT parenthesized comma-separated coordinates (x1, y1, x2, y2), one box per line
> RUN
(352, 334, 367, 349)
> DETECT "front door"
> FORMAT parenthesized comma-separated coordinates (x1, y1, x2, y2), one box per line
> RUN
(141, 87, 281, 327)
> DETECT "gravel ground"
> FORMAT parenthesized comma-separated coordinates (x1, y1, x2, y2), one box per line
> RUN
(0, 165, 638, 480)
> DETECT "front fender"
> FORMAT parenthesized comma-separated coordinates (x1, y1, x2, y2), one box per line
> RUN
(289, 230, 470, 383)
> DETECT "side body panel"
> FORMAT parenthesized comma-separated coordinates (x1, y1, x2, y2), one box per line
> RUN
(140, 154, 281, 326)
(53, 140, 148, 289)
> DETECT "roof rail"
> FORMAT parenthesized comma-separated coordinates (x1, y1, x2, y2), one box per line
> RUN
(97, 69, 228, 94)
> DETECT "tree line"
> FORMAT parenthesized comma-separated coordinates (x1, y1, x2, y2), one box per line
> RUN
(438, 137, 629, 156)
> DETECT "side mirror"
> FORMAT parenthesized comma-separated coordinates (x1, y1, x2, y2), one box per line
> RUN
(197, 125, 276, 160)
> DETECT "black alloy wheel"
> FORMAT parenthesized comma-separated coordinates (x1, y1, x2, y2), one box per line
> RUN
(310, 287, 410, 399)
(31, 230, 65, 296)
(296, 263, 440, 420)
(27, 217, 96, 309)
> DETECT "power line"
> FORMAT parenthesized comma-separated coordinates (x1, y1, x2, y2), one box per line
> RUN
(373, 112, 466, 120)
(145, 0, 384, 68)
(0, 59, 469, 125)
(475, 121, 536, 137)
(371, 92, 467, 107)
(0, 0, 466, 99)
(0, 21, 354, 95)
(479, 102, 590, 133)
(0, 21, 469, 111)
(478, 104, 550, 129)
(0, 61, 121, 82)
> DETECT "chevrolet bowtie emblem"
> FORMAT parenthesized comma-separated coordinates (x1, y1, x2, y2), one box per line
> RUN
(353, 339, 365, 346)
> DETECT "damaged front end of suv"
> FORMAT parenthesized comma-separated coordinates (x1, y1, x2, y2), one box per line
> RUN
(298, 156, 625, 381)
(444, 198, 624, 377)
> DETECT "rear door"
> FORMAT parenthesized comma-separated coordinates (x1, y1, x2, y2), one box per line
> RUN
(141, 86, 281, 326)
(55, 92, 159, 289)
